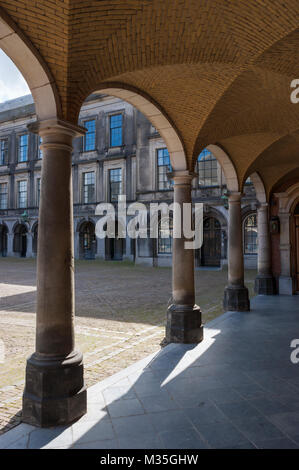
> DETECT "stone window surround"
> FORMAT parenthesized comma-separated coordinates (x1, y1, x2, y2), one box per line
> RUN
(17, 132, 29, 163)
(0, 135, 9, 166)
(105, 108, 125, 150)
(0, 175, 9, 209)
(103, 158, 126, 202)
(77, 162, 98, 204)
(148, 136, 167, 191)
(79, 114, 98, 153)
(14, 173, 29, 209)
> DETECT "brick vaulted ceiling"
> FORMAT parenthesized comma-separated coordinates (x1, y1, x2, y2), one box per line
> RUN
(1, 0, 299, 195)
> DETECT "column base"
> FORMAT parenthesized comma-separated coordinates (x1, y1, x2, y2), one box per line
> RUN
(22, 350, 87, 427)
(166, 304, 203, 344)
(254, 275, 276, 295)
(278, 276, 294, 295)
(223, 285, 250, 312)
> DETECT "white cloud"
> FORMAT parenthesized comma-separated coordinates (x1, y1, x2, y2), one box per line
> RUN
(0, 49, 31, 103)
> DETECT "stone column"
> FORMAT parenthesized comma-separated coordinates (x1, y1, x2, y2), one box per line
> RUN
(7, 233, 14, 257)
(26, 232, 33, 258)
(223, 192, 250, 311)
(166, 171, 203, 343)
(254, 203, 276, 294)
(22, 119, 87, 427)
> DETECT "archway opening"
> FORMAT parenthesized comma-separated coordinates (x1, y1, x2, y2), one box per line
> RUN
(13, 223, 27, 257)
(79, 221, 96, 260)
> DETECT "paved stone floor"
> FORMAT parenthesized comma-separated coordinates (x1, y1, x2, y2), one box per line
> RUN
(0, 257, 256, 435)
(0, 294, 299, 449)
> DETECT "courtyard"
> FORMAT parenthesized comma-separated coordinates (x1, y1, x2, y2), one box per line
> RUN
(0, 257, 257, 434)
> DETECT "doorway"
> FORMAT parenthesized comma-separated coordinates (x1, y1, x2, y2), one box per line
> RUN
(201, 217, 221, 267)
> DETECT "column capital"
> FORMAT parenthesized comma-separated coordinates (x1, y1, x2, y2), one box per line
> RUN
(28, 118, 86, 138)
(227, 191, 243, 202)
(257, 202, 269, 210)
(169, 170, 196, 185)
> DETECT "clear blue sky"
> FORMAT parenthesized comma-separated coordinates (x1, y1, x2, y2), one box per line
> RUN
(0, 49, 31, 103)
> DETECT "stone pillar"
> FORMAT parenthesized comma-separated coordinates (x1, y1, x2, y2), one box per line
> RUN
(166, 171, 203, 343)
(22, 119, 87, 427)
(7, 233, 14, 257)
(26, 232, 33, 258)
(223, 192, 250, 311)
(255, 203, 276, 294)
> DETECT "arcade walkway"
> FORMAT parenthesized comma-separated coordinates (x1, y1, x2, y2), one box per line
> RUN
(1, 295, 299, 449)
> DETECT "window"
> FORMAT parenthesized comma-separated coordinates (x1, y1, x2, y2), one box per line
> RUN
(0, 138, 8, 165)
(38, 136, 43, 159)
(158, 216, 173, 254)
(244, 213, 257, 254)
(83, 120, 96, 151)
(197, 148, 218, 186)
(109, 168, 122, 202)
(0, 183, 8, 209)
(18, 180, 27, 208)
(82, 171, 95, 203)
(110, 114, 123, 147)
(18, 134, 28, 162)
(157, 148, 172, 190)
(36, 178, 41, 206)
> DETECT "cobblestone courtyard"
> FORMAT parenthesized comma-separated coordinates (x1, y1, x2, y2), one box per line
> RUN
(0, 258, 256, 434)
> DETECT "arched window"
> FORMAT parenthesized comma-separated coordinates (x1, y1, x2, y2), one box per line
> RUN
(244, 213, 257, 254)
(197, 148, 218, 187)
(158, 216, 173, 254)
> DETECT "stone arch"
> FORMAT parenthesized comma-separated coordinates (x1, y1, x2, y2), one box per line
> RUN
(203, 206, 227, 228)
(76, 218, 88, 233)
(78, 220, 96, 260)
(12, 220, 29, 233)
(80, 85, 187, 171)
(31, 221, 38, 234)
(285, 184, 299, 214)
(206, 144, 239, 192)
(13, 222, 28, 257)
(0, 10, 60, 120)
(247, 172, 266, 204)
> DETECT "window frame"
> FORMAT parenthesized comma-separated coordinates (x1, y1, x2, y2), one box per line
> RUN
(158, 215, 173, 254)
(243, 212, 258, 255)
(109, 113, 123, 148)
(82, 171, 96, 204)
(17, 179, 28, 209)
(0, 182, 8, 209)
(0, 137, 8, 165)
(197, 148, 219, 188)
(83, 119, 96, 152)
(18, 134, 29, 163)
(109, 167, 122, 202)
(157, 147, 173, 191)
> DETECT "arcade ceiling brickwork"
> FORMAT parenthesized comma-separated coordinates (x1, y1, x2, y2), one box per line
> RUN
(1, 0, 299, 196)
